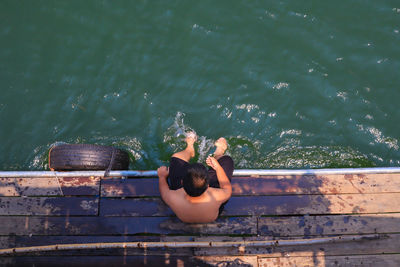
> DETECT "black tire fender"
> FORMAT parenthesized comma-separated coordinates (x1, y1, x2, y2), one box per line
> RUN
(49, 144, 130, 171)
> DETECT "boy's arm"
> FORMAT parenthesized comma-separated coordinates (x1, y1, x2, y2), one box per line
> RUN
(206, 157, 232, 202)
(157, 166, 172, 205)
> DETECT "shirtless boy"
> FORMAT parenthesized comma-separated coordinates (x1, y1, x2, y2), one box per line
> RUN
(157, 135, 234, 223)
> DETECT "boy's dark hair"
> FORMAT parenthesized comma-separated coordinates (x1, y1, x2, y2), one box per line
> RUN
(183, 163, 209, 197)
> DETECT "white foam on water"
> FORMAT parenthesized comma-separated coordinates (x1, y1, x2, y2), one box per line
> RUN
(356, 124, 399, 150)
(272, 82, 289, 90)
(162, 112, 216, 162)
(279, 129, 302, 138)
(197, 136, 215, 163)
(235, 104, 259, 112)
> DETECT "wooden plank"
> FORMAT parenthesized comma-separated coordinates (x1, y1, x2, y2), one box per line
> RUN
(100, 173, 400, 197)
(194, 233, 400, 256)
(258, 254, 400, 267)
(0, 255, 214, 267)
(0, 177, 100, 196)
(234, 173, 400, 195)
(99, 198, 173, 216)
(0, 197, 98, 215)
(258, 213, 400, 237)
(0, 237, 14, 249)
(223, 193, 400, 216)
(0, 216, 256, 235)
(59, 177, 100, 196)
(100, 193, 400, 216)
(157, 216, 257, 235)
(195, 256, 258, 266)
(101, 178, 158, 197)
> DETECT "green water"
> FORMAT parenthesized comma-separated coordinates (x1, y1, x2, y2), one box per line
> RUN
(1, 1, 399, 170)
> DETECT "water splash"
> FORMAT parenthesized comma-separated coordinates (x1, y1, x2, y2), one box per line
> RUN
(162, 112, 216, 163)
(29, 141, 67, 170)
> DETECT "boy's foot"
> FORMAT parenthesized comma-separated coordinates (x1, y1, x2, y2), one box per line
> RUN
(214, 137, 228, 159)
(185, 132, 197, 158)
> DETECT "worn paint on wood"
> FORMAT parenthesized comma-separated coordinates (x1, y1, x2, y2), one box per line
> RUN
(233, 173, 400, 195)
(258, 254, 400, 267)
(99, 198, 173, 216)
(100, 173, 400, 197)
(1, 172, 400, 262)
(157, 216, 257, 235)
(0, 177, 100, 196)
(195, 256, 258, 267)
(193, 233, 400, 256)
(0, 216, 255, 235)
(101, 178, 158, 197)
(258, 213, 400, 237)
(0, 197, 98, 215)
(100, 193, 400, 217)
(223, 193, 400, 216)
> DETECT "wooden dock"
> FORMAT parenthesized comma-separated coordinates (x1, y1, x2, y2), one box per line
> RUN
(1, 172, 400, 266)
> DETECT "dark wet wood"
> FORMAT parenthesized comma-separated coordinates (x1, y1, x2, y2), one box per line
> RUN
(193, 233, 400, 256)
(0, 197, 98, 215)
(0, 216, 255, 236)
(223, 193, 400, 216)
(100, 173, 400, 197)
(0, 177, 100, 196)
(101, 178, 159, 197)
(257, 213, 400, 237)
(99, 198, 173, 216)
(0, 255, 213, 267)
(100, 193, 400, 216)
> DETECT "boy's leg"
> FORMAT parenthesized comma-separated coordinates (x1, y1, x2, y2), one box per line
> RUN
(168, 133, 197, 190)
(208, 138, 234, 187)
(171, 132, 196, 162)
(206, 137, 233, 215)
(208, 155, 234, 187)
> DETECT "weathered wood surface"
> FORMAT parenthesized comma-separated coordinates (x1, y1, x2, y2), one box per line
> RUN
(223, 193, 400, 215)
(2, 172, 400, 266)
(258, 213, 400, 237)
(0, 197, 98, 215)
(0, 177, 100, 196)
(0, 216, 256, 236)
(193, 233, 400, 256)
(2, 214, 398, 239)
(196, 256, 259, 267)
(100, 193, 400, 216)
(3, 254, 399, 267)
(0, 255, 214, 267)
(99, 198, 173, 216)
(258, 254, 400, 267)
(100, 173, 400, 197)
(101, 178, 158, 197)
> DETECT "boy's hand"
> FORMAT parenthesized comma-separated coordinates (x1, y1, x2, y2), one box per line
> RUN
(206, 156, 221, 171)
(157, 166, 169, 179)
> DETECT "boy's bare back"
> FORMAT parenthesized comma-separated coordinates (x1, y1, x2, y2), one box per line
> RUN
(157, 136, 233, 223)
(161, 186, 230, 223)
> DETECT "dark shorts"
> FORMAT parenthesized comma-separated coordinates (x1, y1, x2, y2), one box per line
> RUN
(167, 155, 234, 214)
